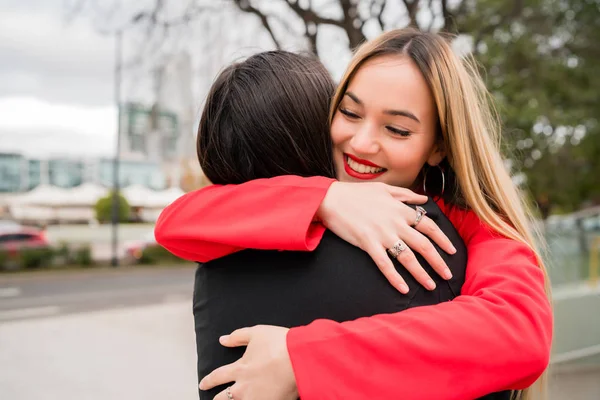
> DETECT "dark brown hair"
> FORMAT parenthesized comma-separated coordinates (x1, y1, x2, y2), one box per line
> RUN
(197, 51, 336, 184)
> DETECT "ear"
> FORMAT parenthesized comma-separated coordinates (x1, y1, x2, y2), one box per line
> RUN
(427, 142, 446, 166)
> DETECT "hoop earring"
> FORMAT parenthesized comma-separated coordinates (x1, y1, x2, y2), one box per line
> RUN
(422, 164, 446, 196)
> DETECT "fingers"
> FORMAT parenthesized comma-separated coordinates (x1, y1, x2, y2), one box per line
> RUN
(220, 327, 253, 347)
(386, 186, 428, 204)
(393, 244, 437, 291)
(400, 226, 453, 282)
(364, 242, 410, 294)
(415, 216, 457, 256)
(213, 384, 239, 400)
(200, 362, 238, 391)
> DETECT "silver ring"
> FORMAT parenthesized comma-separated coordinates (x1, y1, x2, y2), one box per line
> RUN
(226, 386, 234, 400)
(387, 239, 408, 258)
(412, 205, 427, 227)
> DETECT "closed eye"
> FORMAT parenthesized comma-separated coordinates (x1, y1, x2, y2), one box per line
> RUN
(386, 126, 411, 137)
(339, 108, 360, 119)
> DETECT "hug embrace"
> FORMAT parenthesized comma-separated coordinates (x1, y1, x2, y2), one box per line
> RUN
(155, 28, 553, 400)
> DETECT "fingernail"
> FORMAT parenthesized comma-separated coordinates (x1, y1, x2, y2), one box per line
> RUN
(426, 279, 436, 290)
(198, 380, 205, 390)
(444, 269, 453, 280)
(399, 284, 409, 294)
(219, 335, 228, 343)
(449, 246, 457, 254)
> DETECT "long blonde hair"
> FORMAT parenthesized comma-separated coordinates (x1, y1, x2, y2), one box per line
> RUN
(331, 28, 551, 400)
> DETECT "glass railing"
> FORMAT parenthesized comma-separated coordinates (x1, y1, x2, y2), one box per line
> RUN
(542, 227, 600, 287)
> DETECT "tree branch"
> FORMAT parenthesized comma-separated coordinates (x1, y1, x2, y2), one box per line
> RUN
(284, 0, 345, 28)
(63, 0, 88, 23)
(401, 0, 419, 28)
(426, 0, 436, 32)
(305, 27, 319, 57)
(232, 0, 282, 49)
(131, 1, 221, 30)
(339, 0, 367, 49)
(377, 0, 387, 31)
(440, 0, 454, 32)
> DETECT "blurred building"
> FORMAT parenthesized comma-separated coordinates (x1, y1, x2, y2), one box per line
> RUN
(0, 152, 167, 194)
(117, 51, 200, 188)
(0, 51, 204, 199)
(0, 152, 26, 193)
(119, 102, 179, 163)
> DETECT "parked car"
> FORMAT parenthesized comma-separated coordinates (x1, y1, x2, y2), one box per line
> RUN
(124, 231, 158, 263)
(0, 220, 22, 230)
(0, 226, 51, 270)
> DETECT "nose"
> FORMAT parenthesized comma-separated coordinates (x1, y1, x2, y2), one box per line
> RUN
(349, 122, 380, 155)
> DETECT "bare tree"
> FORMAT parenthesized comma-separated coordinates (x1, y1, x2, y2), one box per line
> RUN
(67, 0, 530, 60)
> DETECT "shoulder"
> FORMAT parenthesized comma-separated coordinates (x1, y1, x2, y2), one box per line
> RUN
(436, 199, 540, 272)
(435, 199, 535, 256)
(435, 199, 497, 245)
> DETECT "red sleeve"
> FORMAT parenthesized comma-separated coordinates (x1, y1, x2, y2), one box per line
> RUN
(154, 175, 334, 262)
(286, 207, 553, 400)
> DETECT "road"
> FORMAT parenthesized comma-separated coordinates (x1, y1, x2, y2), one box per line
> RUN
(0, 267, 599, 400)
(0, 265, 195, 321)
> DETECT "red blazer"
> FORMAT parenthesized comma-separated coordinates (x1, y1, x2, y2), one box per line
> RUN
(155, 176, 553, 400)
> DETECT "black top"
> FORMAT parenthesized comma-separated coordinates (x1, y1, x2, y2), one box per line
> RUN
(192, 199, 511, 399)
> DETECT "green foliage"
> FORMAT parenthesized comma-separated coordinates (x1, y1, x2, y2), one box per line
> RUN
(0, 250, 8, 269)
(139, 245, 184, 265)
(460, 0, 600, 216)
(95, 191, 130, 223)
(53, 241, 71, 264)
(73, 244, 93, 266)
(20, 247, 54, 269)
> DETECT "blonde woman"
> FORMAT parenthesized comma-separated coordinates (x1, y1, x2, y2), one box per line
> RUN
(156, 29, 552, 399)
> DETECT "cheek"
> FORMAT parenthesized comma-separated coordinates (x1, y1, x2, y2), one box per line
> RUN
(380, 139, 432, 185)
(330, 114, 351, 148)
(386, 143, 424, 171)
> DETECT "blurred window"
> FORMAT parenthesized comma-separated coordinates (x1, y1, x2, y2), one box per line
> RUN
(0, 153, 24, 192)
(0, 233, 36, 243)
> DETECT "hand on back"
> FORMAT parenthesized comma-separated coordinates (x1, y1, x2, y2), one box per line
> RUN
(317, 182, 456, 294)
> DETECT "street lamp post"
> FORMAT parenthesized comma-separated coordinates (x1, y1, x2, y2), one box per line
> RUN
(111, 29, 123, 267)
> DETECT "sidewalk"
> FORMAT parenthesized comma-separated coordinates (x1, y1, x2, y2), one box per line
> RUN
(0, 301, 198, 400)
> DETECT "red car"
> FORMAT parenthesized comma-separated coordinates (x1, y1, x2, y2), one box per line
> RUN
(0, 224, 50, 270)
(124, 231, 158, 263)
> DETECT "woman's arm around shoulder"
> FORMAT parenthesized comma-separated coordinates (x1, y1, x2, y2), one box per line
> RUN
(154, 175, 335, 262)
(286, 206, 553, 400)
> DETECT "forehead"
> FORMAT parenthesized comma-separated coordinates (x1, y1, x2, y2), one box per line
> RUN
(345, 54, 434, 115)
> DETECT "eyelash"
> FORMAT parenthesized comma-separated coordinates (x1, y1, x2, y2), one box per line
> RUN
(339, 108, 359, 119)
(339, 108, 412, 138)
(387, 126, 411, 137)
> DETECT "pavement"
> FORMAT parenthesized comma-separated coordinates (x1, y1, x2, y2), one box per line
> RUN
(0, 266, 599, 400)
(0, 266, 198, 400)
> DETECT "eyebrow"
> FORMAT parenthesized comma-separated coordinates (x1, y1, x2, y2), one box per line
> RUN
(344, 91, 421, 123)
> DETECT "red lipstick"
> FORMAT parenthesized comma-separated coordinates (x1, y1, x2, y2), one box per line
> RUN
(345, 153, 384, 168)
(343, 153, 386, 180)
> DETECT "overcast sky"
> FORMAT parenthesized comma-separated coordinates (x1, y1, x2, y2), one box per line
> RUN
(0, 0, 120, 157)
(0, 0, 437, 158)
(0, 0, 324, 158)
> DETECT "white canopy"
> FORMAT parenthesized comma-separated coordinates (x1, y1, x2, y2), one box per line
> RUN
(7, 184, 185, 220)
(9, 185, 70, 207)
(63, 183, 109, 206)
(121, 184, 158, 208)
(145, 187, 185, 208)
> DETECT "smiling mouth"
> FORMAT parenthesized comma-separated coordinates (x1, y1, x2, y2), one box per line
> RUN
(344, 154, 387, 178)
